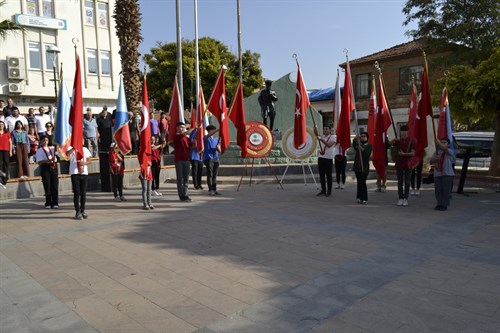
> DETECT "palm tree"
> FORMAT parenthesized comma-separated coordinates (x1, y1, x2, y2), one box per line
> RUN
(0, 0, 25, 41)
(113, 0, 143, 112)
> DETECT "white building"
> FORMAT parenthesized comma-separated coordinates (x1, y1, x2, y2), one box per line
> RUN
(1, 0, 121, 114)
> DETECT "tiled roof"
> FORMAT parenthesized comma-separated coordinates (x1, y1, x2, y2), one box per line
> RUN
(343, 39, 429, 66)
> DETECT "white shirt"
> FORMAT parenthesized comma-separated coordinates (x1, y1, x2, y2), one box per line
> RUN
(35, 114, 51, 133)
(318, 134, 336, 160)
(69, 147, 92, 175)
(5, 115, 28, 132)
(35, 146, 56, 162)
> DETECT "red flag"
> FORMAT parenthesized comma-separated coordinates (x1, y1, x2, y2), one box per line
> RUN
(69, 56, 84, 161)
(138, 76, 152, 172)
(207, 67, 230, 154)
(229, 80, 247, 158)
(415, 60, 431, 159)
(195, 86, 206, 154)
(372, 75, 392, 179)
(167, 76, 184, 144)
(438, 87, 448, 140)
(294, 64, 309, 149)
(336, 61, 355, 155)
(190, 102, 195, 128)
(367, 75, 376, 145)
(407, 81, 418, 140)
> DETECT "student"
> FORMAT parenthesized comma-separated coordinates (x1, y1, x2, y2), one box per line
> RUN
(11, 120, 30, 178)
(139, 154, 154, 210)
(35, 137, 59, 209)
(391, 125, 416, 207)
(314, 124, 336, 197)
(430, 138, 455, 211)
(189, 127, 203, 190)
(203, 125, 221, 196)
(151, 136, 163, 196)
(109, 143, 126, 202)
(353, 132, 372, 204)
(67, 145, 92, 220)
(173, 122, 194, 201)
(0, 121, 12, 187)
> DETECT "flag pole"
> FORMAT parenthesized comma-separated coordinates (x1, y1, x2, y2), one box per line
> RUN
(293, 53, 316, 128)
(374, 61, 398, 139)
(423, 51, 437, 147)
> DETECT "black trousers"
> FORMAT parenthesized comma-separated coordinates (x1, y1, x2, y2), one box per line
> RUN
(41, 164, 58, 207)
(152, 160, 161, 191)
(71, 174, 88, 213)
(0, 150, 9, 184)
(335, 155, 347, 184)
(190, 160, 203, 188)
(204, 160, 220, 192)
(318, 157, 333, 194)
(111, 174, 123, 197)
(410, 162, 423, 189)
(355, 171, 368, 201)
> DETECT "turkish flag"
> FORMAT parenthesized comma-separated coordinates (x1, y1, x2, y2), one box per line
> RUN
(195, 86, 206, 154)
(336, 61, 355, 155)
(229, 80, 247, 158)
(69, 56, 84, 161)
(415, 61, 431, 159)
(294, 64, 309, 149)
(207, 68, 230, 154)
(167, 76, 184, 144)
(372, 75, 392, 179)
(138, 76, 152, 173)
(367, 75, 376, 145)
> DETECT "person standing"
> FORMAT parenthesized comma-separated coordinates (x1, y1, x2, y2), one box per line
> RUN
(2, 97, 15, 118)
(139, 155, 153, 210)
(35, 137, 59, 208)
(334, 144, 347, 190)
(11, 120, 30, 178)
(375, 136, 391, 193)
(173, 122, 194, 201)
(203, 125, 221, 196)
(189, 128, 203, 190)
(35, 106, 50, 139)
(83, 107, 99, 157)
(109, 143, 126, 202)
(26, 108, 36, 129)
(353, 132, 372, 204)
(96, 105, 113, 152)
(314, 124, 336, 197)
(410, 160, 424, 196)
(5, 107, 28, 132)
(128, 111, 139, 155)
(0, 121, 12, 187)
(258, 80, 278, 130)
(67, 145, 92, 220)
(150, 111, 159, 140)
(391, 125, 416, 207)
(430, 138, 455, 211)
(151, 136, 163, 196)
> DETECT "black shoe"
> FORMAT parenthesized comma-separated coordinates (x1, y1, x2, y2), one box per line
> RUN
(214, 191, 221, 196)
(81, 212, 88, 219)
(75, 212, 83, 220)
(316, 192, 326, 197)
(326, 192, 331, 197)
(199, 186, 204, 190)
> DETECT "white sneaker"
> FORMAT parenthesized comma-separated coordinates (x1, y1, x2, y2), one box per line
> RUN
(0, 183, 6, 189)
(415, 190, 420, 196)
(403, 199, 409, 206)
(340, 184, 345, 189)
(152, 190, 159, 196)
(335, 184, 341, 189)
(397, 199, 404, 206)
(410, 189, 415, 196)
(114, 197, 121, 202)
(157, 191, 162, 196)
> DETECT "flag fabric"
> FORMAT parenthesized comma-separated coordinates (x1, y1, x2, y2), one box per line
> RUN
(438, 87, 454, 151)
(407, 80, 419, 141)
(415, 60, 431, 159)
(336, 60, 355, 155)
(113, 77, 132, 154)
(293, 64, 309, 149)
(229, 80, 248, 158)
(367, 75, 376, 145)
(195, 86, 206, 154)
(190, 102, 195, 128)
(167, 76, 184, 144)
(333, 69, 341, 132)
(138, 76, 152, 173)
(372, 75, 392, 179)
(207, 67, 230, 154)
(69, 56, 84, 161)
(55, 77, 72, 160)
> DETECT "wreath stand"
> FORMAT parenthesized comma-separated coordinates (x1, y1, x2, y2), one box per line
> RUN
(280, 158, 318, 188)
(237, 157, 284, 191)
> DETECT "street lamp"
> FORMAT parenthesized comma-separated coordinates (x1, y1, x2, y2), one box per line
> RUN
(46, 44, 60, 103)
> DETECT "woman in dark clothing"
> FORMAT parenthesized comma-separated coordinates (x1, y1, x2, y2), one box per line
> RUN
(352, 132, 372, 204)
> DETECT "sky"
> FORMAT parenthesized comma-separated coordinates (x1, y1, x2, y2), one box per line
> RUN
(138, 0, 416, 90)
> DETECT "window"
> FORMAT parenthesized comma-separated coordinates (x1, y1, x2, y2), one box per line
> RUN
(42, 0, 53, 17)
(87, 49, 98, 74)
(26, 0, 38, 16)
(355, 73, 370, 97)
(97, 2, 108, 28)
(44, 44, 58, 71)
(28, 42, 42, 70)
(85, 1, 95, 25)
(100, 51, 111, 75)
(399, 65, 423, 93)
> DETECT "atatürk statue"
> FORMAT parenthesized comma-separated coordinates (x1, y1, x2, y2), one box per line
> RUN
(258, 80, 278, 130)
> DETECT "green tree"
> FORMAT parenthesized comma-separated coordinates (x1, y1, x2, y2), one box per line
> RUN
(113, 0, 143, 112)
(404, 0, 500, 176)
(143, 37, 263, 111)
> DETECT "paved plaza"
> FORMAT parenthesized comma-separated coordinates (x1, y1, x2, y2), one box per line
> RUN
(1, 178, 499, 333)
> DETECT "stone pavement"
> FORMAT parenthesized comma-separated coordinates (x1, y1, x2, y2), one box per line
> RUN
(1, 178, 499, 333)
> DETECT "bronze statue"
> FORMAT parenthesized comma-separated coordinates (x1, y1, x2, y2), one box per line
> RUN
(258, 80, 278, 130)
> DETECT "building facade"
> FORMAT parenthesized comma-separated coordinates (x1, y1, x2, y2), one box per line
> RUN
(1, 0, 121, 114)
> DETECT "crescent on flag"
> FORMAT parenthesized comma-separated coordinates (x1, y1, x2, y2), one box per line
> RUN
(140, 105, 149, 132)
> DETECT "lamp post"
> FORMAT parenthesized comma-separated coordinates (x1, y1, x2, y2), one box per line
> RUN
(46, 45, 60, 103)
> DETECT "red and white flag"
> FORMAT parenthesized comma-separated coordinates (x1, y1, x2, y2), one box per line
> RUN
(69, 56, 84, 161)
(336, 60, 355, 155)
(195, 86, 206, 154)
(415, 59, 431, 159)
(372, 75, 392, 179)
(138, 76, 152, 173)
(229, 80, 247, 158)
(167, 76, 184, 144)
(207, 67, 230, 154)
(367, 75, 376, 145)
(294, 64, 309, 149)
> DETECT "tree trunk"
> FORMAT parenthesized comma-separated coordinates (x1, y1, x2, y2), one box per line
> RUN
(489, 112, 500, 177)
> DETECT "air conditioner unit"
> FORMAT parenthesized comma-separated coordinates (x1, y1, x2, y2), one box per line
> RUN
(7, 57, 26, 80)
(8, 82, 24, 94)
